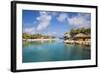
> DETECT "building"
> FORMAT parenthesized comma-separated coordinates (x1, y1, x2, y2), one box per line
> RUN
(73, 33, 91, 45)
(74, 33, 90, 41)
(64, 33, 91, 45)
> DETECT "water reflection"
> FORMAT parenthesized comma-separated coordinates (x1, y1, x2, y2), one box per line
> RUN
(23, 40, 56, 47)
(22, 40, 91, 63)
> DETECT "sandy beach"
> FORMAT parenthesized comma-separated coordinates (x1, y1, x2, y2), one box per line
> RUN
(23, 38, 60, 42)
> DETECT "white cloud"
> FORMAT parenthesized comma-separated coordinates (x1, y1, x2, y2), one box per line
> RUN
(57, 13, 68, 22)
(36, 11, 52, 31)
(40, 11, 47, 15)
(23, 27, 36, 34)
(57, 13, 90, 28)
(67, 13, 91, 28)
(47, 32, 57, 36)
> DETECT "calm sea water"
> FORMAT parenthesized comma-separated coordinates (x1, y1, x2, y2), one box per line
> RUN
(22, 39, 91, 63)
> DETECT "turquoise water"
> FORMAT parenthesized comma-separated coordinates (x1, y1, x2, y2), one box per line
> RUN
(22, 40, 91, 63)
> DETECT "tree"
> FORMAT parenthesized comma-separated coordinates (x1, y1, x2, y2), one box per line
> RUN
(68, 27, 91, 38)
(70, 29, 77, 38)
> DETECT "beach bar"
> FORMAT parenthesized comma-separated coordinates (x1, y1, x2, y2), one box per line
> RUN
(64, 33, 91, 45)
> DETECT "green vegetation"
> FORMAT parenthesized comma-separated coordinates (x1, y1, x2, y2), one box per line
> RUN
(69, 28, 90, 38)
(23, 33, 55, 39)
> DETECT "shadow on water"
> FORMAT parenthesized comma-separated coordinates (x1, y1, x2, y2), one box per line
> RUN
(64, 43, 91, 60)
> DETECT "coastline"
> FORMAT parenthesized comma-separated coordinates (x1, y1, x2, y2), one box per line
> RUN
(23, 38, 60, 42)
(64, 40, 91, 46)
(23, 38, 90, 46)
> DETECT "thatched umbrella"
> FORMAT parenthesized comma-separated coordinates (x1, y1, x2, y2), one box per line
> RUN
(74, 33, 90, 38)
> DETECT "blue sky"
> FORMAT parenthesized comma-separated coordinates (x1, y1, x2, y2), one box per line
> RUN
(22, 10, 91, 37)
